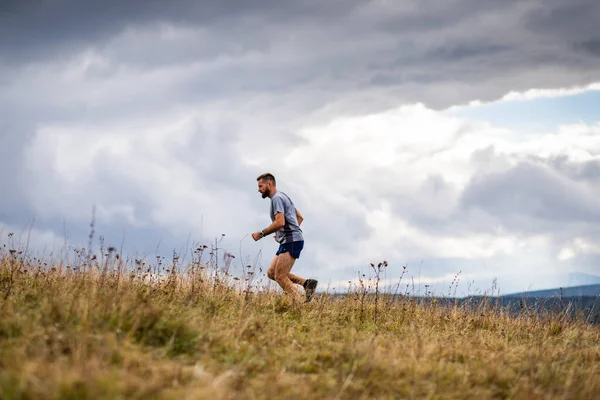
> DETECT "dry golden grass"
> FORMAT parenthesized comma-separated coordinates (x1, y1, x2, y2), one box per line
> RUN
(0, 249, 599, 399)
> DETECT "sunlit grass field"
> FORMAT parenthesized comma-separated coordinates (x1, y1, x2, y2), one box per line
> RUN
(1, 239, 599, 399)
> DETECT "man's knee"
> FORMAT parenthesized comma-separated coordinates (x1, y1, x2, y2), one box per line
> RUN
(267, 256, 278, 280)
(274, 269, 288, 282)
(272, 252, 295, 282)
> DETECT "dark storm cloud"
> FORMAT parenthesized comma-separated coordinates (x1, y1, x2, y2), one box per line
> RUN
(2, 0, 600, 108)
(427, 43, 512, 62)
(0, 0, 360, 65)
(525, 1, 600, 42)
(577, 39, 600, 58)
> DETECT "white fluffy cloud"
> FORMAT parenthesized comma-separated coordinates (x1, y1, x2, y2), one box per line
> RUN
(19, 98, 600, 294)
(282, 106, 600, 275)
(501, 82, 600, 102)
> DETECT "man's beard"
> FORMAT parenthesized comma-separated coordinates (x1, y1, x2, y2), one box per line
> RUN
(261, 189, 270, 199)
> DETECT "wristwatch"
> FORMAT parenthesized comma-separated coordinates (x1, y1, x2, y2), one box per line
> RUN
(259, 230, 265, 238)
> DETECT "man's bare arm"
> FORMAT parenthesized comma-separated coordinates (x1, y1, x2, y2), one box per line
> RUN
(263, 212, 285, 235)
(252, 213, 285, 241)
(296, 210, 304, 226)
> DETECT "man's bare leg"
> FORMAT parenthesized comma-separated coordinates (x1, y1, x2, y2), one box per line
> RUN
(268, 255, 306, 287)
(274, 252, 303, 300)
(267, 256, 278, 281)
(289, 273, 306, 286)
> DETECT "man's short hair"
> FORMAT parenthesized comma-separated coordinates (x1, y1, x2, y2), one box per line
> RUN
(257, 173, 276, 185)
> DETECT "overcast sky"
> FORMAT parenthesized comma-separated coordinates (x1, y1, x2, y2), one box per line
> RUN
(2, 0, 600, 295)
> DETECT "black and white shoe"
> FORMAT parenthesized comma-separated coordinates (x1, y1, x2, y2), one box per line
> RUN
(303, 279, 318, 302)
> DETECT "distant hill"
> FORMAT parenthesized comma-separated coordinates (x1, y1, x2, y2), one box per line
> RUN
(504, 284, 600, 298)
(566, 272, 600, 287)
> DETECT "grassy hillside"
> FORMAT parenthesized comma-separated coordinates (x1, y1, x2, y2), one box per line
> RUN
(1, 250, 599, 399)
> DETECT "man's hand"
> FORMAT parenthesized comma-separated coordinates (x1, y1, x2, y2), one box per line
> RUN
(251, 231, 263, 241)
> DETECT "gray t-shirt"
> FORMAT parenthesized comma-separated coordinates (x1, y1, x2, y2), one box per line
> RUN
(270, 191, 304, 244)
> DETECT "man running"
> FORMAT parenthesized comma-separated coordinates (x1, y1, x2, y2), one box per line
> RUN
(251, 173, 318, 302)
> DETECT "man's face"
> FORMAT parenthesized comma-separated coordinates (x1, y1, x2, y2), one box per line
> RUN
(257, 179, 271, 199)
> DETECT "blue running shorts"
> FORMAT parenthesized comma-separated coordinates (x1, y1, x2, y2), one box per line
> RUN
(276, 240, 304, 259)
